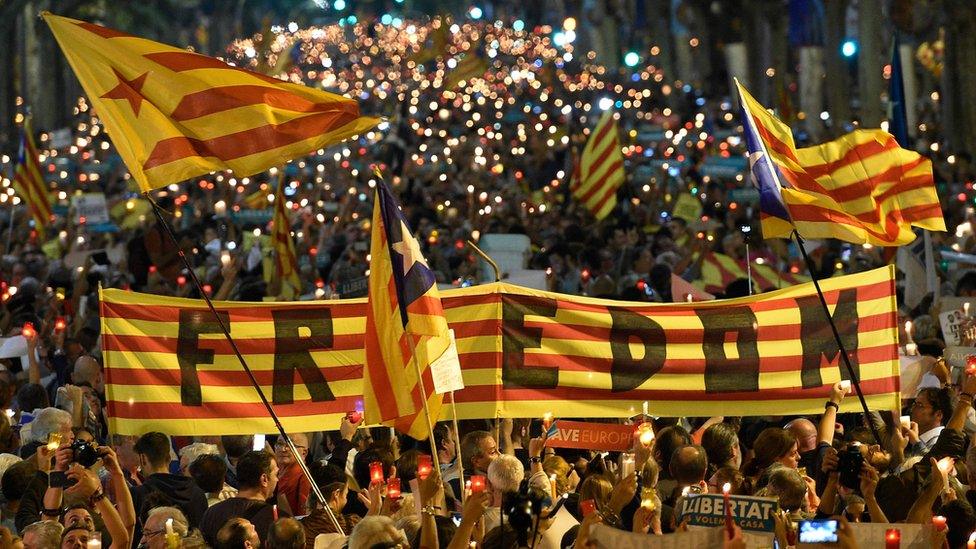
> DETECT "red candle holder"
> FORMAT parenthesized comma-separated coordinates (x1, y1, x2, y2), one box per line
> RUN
(54, 317, 66, 332)
(885, 528, 900, 549)
(580, 499, 596, 518)
(369, 461, 384, 484)
(933, 515, 947, 532)
(346, 410, 362, 423)
(21, 322, 35, 339)
(469, 474, 486, 494)
(386, 477, 401, 499)
(417, 454, 433, 480)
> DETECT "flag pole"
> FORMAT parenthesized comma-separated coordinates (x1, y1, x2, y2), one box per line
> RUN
(792, 230, 882, 445)
(448, 390, 465, 503)
(408, 333, 443, 475)
(145, 194, 344, 535)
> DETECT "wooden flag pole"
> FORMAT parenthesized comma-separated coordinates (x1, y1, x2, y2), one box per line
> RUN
(146, 195, 344, 535)
(792, 230, 882, 445)
(449, 390, 465, 503)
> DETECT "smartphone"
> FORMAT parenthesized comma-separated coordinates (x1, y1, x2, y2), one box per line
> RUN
(838, 445, 864, 490)
(48, 470, 76, 489)
(798, 519, 839, 543)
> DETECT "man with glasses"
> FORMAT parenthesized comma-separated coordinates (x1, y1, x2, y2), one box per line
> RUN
(909, 388, 953, 456)
(130, 431, 208, 542)
(275, 433, 311, 516)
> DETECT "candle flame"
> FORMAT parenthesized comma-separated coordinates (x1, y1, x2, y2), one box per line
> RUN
(722, 482, 731, 494)
(969, 531, 976, 542)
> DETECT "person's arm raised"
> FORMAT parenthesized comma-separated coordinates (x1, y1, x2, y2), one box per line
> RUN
(819, 382, 847, 444)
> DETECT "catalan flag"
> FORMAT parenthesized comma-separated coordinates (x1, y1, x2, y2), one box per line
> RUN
(243, 189, 270, 210)
(410, 21, 449, 65)
(696, 252, 809, 295)
(736, 81, 945, 246)
(363, 181, 451, 439)
(271, 176, 301, 300)
(12, 119, 53, 238)
(445, 46, 487, 89)
(43, 13, 379, 193)
(570, 110, 625, 220)
(99, 267, 899, 436)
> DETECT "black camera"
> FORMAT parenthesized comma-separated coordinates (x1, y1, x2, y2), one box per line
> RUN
(502, 481, 548, 547)
(838, 445, 864, 490)
(71, 440, 100, 468)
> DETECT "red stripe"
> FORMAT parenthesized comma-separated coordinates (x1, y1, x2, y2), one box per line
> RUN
(106, 364, 363, 387)
(801, 135, 902, 179)
(102, 333, 369, 355)
(449, 376, 897, 404)
(171, 85, 347, 121)
(144, 52, 288, 87)
(106, 395, 362, 419)
(101, 301, 367, 323)
(74, 21, 134, 39)
(142, 106, 360, 170)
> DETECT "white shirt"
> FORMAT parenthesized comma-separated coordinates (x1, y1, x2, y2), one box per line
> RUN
(917, 425, 945, 453)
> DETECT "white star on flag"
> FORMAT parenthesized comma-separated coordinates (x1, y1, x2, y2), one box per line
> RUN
(390, 221, 429, 276)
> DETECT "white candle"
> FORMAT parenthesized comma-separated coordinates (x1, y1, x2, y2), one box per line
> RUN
(686, 293, 693, 303)
(905, 342, 918, 355)
(643, 401, 648, 416)
(900, 416, 911, 429)
(905, 320, 914, 343)
(166, 518, 174, 536)
(965, 302, 971, 317)
(840, 380, 852, 393)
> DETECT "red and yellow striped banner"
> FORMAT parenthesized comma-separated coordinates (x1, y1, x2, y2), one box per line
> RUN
(100, 266, 899, 435)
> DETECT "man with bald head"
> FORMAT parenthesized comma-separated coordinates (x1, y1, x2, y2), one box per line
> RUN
(666, 444, 708, 504)
(786, 381, 849, 492)
(71, 355, 104, 395)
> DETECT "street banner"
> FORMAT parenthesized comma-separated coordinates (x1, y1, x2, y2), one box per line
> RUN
(677, 493, 778, 532)
(101, 266, 899, 435)
(544, 420, 635, 452)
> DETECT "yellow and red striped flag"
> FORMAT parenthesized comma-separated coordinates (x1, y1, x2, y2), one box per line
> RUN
(696, 252, 809, 295)
(737, 81, 944, 246)
(43, 13, 379, 193)
(570, 110, 625, 220)
(271, 176, 301, 300)
(363, 180, 451, 439)
(445, 46, 487, 89)
(12, 119, 53, 238)
(410, 21, 449, 65)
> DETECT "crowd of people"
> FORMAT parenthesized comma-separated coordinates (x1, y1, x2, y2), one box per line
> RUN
(0, 10, 973, 549)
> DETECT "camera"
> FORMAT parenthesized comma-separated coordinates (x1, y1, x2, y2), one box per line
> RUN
(838, 445, 864, 490)
(71, 440, 100, 468)
(502, 481, 548, 547)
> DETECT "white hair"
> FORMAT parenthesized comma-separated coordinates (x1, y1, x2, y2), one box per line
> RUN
(0, 453, 21, 479)
(348, 516, 408, 549)
(29, 407, 71, 445)
(179, 442, 220, 465)
(488, 454, 525, 494)
(147, 506, 189, 536)
(23, 520, 64, 546)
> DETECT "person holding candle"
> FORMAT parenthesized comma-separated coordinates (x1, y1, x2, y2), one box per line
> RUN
(908, 388, 953, 456)
(139, 506, 206, 549)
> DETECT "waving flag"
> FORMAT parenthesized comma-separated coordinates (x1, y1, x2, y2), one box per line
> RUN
(12, 119, 53, 238)
(363, 180, 451, 439)
(43, 13, 378, 193)
(570, 110, 625, 220)
(271, 176, 301, 300)
(445, 46, 487, 89)
(736, 80, 944, 246)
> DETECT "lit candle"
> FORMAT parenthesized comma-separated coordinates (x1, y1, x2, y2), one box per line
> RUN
(621, 454, 635, 478)
(214, 200, 227, 217)
(933, 515, 947, 531)
(469, 474, 486, 494)
(900, 415, 911, 429)
(346, 410, 362, 424)
(54, 316, 66, 332)
(165, 518, 178, 549)
(840, 380, 851, 394)
(272, 504, 278, 521)
(87, 535, 102, 549)
(369, 461, 384, 484)
(386, 477, 401, 499)
(220, 251, 231, 267)
(965, 302, 971, 318)
(542, 412, 553, 431)
(967, 355, 976, 376)
(686, 293, 693, 303)
(938, 457, 954, 474)
(46, 432, 61, 452)
(417, 454, 433, 480)
(643, 401, 649, 417)
(905, 342, 918, 356)
(967, 531, 976, 549)
(905, 321, 914, 343)
(549, 474, 557, 499)
(21, 322, 35, 339)
(639, 425, 655, 447)
(885, 528, 900, 549)
(723, 482, 734, 538)
(580, 499, 596, 517)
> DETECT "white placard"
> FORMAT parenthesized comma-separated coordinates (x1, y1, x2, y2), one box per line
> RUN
(71, 193, 109, 225)
(939, 308, 965, 346)
(430, 329, 464, 394)
(0, 336, 27, 359)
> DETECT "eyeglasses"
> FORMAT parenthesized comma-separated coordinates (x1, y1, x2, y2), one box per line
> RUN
(912, 400, 931, 409)
(141, 528, 165, 540)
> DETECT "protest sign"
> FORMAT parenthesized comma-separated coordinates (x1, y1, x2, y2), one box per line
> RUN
(100, 266, 899, 435)
(672, 193, 703, 223)
(430, 330, 464, 394)
(71, 192, 110, 225)
(544, 420, 635, 452)
(939, 307, 965, 346)
(677, 493, 778, 533)
(590, 524, 723, 548)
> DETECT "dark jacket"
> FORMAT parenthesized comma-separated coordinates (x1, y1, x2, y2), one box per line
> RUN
(130, 472, 208, 546)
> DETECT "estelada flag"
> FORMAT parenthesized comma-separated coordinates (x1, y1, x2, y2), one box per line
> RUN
(13, 118, 53, 238)
(43, 13, 379, 193)
(736, 80, 944, 246)
(271, 175, 301, 300)
(363, 180, 451, 440)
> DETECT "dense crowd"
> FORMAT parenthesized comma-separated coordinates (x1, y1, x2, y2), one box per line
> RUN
(0, 11, 974, 549)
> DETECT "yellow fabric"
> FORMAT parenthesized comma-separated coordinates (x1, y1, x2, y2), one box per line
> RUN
(44, 13, 379, 192)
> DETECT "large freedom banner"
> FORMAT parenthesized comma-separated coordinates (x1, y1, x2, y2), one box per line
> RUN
(100, 266, 899, 435)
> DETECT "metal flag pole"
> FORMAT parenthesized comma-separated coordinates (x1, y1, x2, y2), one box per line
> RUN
(792, 230, 882, 445)
(145, 194, 344, 534)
